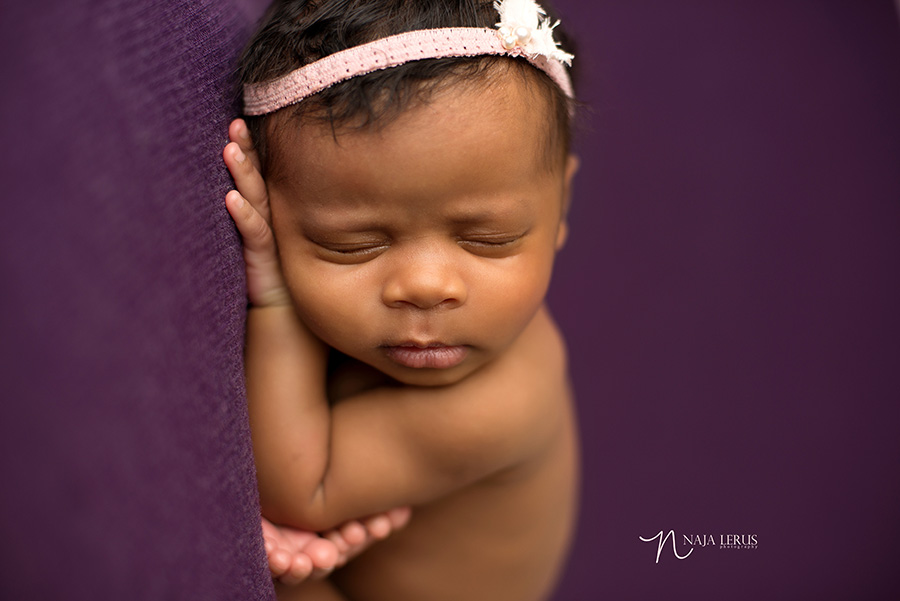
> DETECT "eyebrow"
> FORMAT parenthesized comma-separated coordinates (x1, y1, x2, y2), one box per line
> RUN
(300, 216, 386, 235)
(447, 212, 526, 228)
(301, 211, 526, 236)
(446, 198, 531, 223)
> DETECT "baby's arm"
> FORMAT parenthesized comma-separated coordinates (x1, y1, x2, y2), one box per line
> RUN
(226, 121, 568, 532)
(247, 304, 566, 531)
(223, 121, 410, 583)
(263, 508, 411, 584)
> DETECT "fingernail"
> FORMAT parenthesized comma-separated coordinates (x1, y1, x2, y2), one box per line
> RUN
(239, 127, 250, 140)
(235, 148, 246, 163)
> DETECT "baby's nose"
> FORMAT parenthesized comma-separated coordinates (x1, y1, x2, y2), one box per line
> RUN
(381, 246, 467, 310)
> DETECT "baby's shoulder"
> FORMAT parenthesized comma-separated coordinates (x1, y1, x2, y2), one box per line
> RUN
(467, 307, 571, 463)
(380, 306, 571, 483)
(499, 305, 569, 404)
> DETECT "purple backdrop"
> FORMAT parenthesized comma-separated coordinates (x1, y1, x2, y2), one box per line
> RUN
(0, 1, 273, 599)
(547, 1, 900, 599)
(1, 1, 898, 600)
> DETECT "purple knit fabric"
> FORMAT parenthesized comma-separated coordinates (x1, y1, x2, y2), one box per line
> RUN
(1, 0, 272, 599)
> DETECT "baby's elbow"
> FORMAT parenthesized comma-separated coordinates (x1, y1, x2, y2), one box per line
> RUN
(265, 512, 342, 534)
(260, 487, 338, 532)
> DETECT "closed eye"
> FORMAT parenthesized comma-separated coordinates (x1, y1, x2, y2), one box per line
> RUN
(313, 240, 390, 263)
(461, 238, 517, 247)
(322, 243, 387, 253)
(457, 232, 528, 255)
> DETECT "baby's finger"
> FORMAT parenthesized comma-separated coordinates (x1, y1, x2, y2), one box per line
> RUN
(328, 521, 368, 567)
(262, 534, 277, 555)
(260, 517, 282, 543)
(261, 519, 288, 576)
(224, 141, 268, 213)
(302, 538, 339, 580)
(267, 548, 292, 577)
(386, 506, 412, 530)
(226, 190, 290, 306)
(338, 520, 368, 547)
(225, 190, 275, 255)
(229, 118, 262, 172)
(303, 537, 339, 570)
(323, 529, 351, 556)
(278, 555, 314, 586)
(363, 514, 392, 540)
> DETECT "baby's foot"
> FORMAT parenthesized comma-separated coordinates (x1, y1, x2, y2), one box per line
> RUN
(263, 508, 411, 584)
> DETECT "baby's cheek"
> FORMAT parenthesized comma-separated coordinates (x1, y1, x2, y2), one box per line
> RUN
(473, 262, 550, 340)
(486, 255, 552, 306)
(289, 274, 371, 339)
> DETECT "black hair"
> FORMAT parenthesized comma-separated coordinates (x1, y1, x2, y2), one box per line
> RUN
(238, 0, 577, 171)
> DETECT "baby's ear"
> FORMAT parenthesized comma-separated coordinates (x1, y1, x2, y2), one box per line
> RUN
(556, 154, 580, 251)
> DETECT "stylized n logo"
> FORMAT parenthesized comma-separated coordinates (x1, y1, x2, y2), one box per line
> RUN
(639, 530, 693, 563)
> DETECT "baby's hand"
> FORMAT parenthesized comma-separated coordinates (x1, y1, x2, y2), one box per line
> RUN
(224, 119, 291, 307)
(262, 508, 411, 584)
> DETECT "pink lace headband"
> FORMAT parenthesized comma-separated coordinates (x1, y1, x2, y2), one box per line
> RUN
(243, 1, 575, 116)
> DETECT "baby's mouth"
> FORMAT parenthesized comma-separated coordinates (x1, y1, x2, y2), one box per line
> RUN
(381, 343, 469, 369)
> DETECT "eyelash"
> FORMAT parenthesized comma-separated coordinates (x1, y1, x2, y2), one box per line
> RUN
(312, 233, 527, 261)
(320, 243, 388, 256)
(459, 237, 521, 247)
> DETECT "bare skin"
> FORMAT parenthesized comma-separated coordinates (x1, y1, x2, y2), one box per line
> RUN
(224, 121, 412, 586)
(263, 508, 411, 584)
(224, 73, 579, 600)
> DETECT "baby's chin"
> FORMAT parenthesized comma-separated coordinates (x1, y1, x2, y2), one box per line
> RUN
(384, 367, 473, 388)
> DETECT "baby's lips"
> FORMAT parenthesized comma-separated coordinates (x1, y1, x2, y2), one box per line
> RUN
(382, 344, 468, 369)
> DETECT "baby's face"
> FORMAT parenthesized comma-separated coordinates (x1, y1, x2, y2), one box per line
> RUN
(266, 76, 574, 386)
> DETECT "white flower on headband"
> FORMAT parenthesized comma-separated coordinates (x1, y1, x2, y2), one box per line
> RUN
(494, 0, 574, 66)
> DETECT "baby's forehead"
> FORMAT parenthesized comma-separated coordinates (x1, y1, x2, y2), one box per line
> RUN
(263, 78, 567, 233)
(264, 65, 566, 179)
(272, 92, 540, 184)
